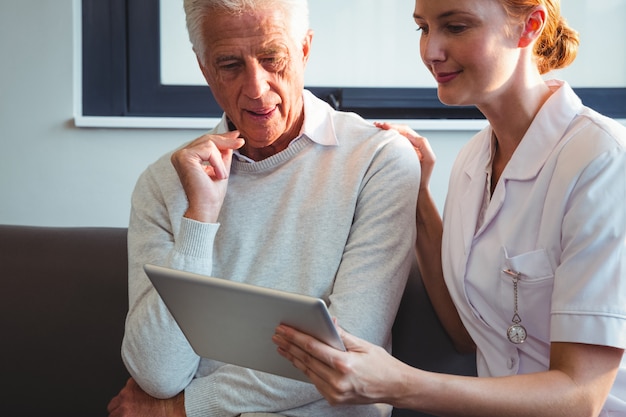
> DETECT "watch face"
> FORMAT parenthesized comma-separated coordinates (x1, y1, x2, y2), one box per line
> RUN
(507, 324, 527, 344)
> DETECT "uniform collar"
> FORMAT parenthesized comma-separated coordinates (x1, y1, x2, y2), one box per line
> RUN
(498, 80, 583, 181)
(461, 80, 583, 242)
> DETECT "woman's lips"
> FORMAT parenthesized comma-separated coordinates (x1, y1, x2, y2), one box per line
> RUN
(434, 71, 460, 84)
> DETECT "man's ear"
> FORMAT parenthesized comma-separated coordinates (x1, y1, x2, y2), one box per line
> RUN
(518, 7, 546, 48)
(301, 29, 314, 65)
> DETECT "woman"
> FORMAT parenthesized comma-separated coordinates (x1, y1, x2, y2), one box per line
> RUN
(272, 0, 626, 415)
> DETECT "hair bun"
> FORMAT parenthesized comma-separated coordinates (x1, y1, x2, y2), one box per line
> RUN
(536, 16, 580, 74)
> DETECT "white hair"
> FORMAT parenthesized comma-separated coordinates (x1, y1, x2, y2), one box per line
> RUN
(183, 0, 310, 63)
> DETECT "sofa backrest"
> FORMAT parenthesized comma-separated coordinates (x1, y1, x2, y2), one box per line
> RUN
(392, 258, 477, 417)
(0, 225, 476, 417)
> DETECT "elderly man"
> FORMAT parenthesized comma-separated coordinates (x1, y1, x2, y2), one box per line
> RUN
(107, 0, 420, 416)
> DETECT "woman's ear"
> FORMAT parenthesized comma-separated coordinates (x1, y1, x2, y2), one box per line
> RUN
(518, 7, 546, 48)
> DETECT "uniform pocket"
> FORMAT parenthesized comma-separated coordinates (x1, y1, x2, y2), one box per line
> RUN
(499, 248, 555, 342)
(502, 248, 554, 282)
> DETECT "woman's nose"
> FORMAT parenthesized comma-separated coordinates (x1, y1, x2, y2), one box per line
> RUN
(421, 33, 446, 65)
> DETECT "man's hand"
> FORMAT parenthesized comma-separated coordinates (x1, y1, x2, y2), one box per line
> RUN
(171, 131, 245, 223)
(107, 378, 186, 417)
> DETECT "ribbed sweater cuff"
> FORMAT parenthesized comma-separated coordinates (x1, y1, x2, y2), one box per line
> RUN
(184, 378, 221, 417)
(174, 218, 219, 259)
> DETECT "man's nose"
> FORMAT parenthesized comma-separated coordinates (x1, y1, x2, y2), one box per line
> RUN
(242, 61, 271, 99)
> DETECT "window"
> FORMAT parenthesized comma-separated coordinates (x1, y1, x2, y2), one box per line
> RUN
(78, 0, 626, 127)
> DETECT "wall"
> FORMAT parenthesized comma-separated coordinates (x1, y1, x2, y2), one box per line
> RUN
(0, 0, 472, 227)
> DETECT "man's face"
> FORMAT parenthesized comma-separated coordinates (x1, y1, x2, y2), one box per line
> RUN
(197, 8, 312, 155)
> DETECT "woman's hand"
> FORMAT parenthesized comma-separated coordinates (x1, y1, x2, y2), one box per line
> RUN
(273, 324, 411, 406)
(375, 122, 435, 192)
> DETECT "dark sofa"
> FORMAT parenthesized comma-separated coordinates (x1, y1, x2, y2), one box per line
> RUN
(0, 224, 475, 417)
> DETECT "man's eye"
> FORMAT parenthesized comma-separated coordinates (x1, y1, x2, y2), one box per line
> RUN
(262, 57, 284, 69)
(218, 61, 241, 71)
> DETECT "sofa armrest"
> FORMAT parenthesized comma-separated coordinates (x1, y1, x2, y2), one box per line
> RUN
(0, 225, 130, 416)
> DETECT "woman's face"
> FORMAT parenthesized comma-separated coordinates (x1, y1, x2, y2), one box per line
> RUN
(414, 0, 523, 107)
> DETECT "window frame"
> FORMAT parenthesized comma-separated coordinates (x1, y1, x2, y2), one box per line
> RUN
(80, 0, 626, 125)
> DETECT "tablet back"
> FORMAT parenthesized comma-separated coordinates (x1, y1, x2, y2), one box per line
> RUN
(143, 263, 345, 383)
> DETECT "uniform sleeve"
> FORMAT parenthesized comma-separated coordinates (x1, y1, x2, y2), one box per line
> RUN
(550, 132, 626, 348)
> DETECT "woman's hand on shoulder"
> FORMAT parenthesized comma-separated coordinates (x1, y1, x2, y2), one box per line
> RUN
(375, 122, 435, 192)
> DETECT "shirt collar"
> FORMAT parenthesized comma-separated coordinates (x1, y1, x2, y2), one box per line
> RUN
(300, 89, 339, 146)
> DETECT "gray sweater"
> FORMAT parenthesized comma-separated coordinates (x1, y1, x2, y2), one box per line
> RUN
(122, 91, 421, 416)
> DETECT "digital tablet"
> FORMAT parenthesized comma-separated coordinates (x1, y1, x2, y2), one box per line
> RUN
(143, 263, 345, 383)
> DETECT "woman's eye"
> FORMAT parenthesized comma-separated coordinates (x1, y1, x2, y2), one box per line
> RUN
(416, 25, 429, 35)
(447, 25, 467, 34)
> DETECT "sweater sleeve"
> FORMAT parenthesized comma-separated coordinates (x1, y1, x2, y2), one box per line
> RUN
(328, 131, 420, 347)
(121, 158, 220, 398)
(184, 365, 390, 417)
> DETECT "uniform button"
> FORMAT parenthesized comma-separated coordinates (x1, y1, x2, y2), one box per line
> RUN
(507, 357, 516, 369)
